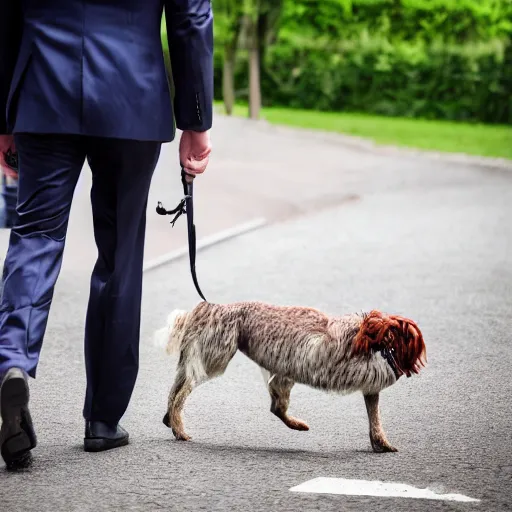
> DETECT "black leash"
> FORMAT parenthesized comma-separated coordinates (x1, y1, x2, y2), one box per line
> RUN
(156, 168, 207, 302)
(380, 346, 403, 379)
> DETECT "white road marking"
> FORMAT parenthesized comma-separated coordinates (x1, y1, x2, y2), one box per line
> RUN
(289, 477, 480, 503)
(143, 217, 267, 273)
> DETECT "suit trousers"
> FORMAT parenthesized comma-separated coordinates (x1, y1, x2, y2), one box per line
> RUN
(0, 134, 161, 424)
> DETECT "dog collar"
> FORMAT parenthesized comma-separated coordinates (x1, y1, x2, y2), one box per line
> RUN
(380, 347, 402, 380)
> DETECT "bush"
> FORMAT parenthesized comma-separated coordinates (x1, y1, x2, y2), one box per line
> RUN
(279, 0, 512, 44)
(225, 35, 511, 124)
(164, 2, 512, 124)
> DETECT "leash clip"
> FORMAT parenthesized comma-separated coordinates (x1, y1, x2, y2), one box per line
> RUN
(156, 196, 190, 227)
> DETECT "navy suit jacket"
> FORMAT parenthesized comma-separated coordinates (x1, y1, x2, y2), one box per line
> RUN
(0, 0, 213, 141)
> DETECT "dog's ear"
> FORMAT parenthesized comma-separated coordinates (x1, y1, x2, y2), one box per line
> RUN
(390, 315, 426, 377)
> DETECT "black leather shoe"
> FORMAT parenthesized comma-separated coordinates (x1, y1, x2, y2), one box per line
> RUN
(0, 368, 37, 469)
(84, 421, 129, 452)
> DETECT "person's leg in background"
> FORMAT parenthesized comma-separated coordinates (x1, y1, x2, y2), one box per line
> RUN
(82, 138, 161, 452)
(0, 134, 86, 467)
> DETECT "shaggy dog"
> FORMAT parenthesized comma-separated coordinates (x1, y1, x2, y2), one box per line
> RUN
(154, 301, 426, 452)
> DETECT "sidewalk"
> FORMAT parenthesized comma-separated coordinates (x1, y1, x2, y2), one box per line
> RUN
(0, 113, 504, 274)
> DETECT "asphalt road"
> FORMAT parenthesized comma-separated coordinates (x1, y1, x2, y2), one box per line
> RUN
(1, 118, 511, 511)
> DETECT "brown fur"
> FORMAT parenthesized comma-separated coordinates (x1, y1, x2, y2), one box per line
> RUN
(352, 310, 427, 377)
(156, 301, 426, 452)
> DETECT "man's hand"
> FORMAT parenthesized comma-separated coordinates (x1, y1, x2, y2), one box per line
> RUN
(0, 135, 17, 177)
(179, 130, 211, 182)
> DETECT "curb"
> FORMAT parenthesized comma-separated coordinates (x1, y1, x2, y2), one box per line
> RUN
(142, 217, 267, 273)
(261, 121, 512, 173)
(214, 111, 512, 173)
(0, 218, 268, 275)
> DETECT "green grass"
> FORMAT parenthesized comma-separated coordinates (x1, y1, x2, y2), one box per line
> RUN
(215, 102, 512, 160)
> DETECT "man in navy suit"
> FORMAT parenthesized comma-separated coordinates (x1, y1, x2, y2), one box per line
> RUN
(0, 0, 213, 467)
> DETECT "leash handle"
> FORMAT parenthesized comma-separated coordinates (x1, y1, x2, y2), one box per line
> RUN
(181, 167, 195, 189)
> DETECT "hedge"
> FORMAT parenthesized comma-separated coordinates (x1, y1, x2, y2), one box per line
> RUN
(162, 3, 512, 124)
(214, 35, 511, 124)
(277, 0, 512, 44)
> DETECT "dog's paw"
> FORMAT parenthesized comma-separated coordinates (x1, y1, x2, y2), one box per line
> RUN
(173, 431, 192, 441)
(370, 436, 398, 453)
(286, 417, 310, 431)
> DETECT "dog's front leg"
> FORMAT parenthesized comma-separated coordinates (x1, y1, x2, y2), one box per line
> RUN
(363, 393, 397, 453)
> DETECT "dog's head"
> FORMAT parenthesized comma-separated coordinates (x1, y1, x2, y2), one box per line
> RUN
(352, 310, 426, 378)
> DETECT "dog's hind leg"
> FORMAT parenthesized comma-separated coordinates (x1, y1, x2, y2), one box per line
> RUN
(261, 370, 309, 431)
(165, 341, 238, 441)
(164, 364, 197, 441)
(363, 393, 397, 453)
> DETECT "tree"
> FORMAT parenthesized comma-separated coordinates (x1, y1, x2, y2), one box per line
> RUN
(243, 0, 284, 119)
(215, 0, 284, 119)
(215, 0, 244, 115)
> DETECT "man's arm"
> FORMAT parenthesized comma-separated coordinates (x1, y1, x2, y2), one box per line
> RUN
(164, 0, 213, 132)
(0, 0, 23, 134)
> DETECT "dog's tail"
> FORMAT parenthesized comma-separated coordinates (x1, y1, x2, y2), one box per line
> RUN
(153, 309, 189, 355)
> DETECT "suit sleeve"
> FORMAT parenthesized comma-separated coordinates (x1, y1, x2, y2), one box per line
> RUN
(164, 0, 213, 132)
(0, 0, 23, 135)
